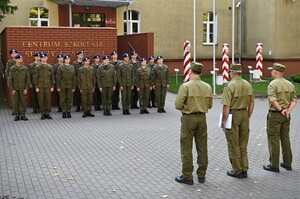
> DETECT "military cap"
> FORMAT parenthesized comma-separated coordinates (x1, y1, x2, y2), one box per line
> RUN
(122, 53, 129, 58)
(149, 56, 154, 60)
(131, 50, 137, 55)
(40, 53, 48, 58)
(191, 62, 204, 74)
(111, 51, 117, 56)
(76, 50, 84, 55)
(14, 54, 23, 59)
(229, 64, 242, 72)
(140, 58, 146, 62)
(156, 55, 163, 60)
(269, 63, 286, 72)
(82, 56, 90, 62)
(57, 54, 63, 58)
(9, 49, 18, 54)
(64, 55, 70, 59)
(33, 52, 41, 57)
(102, 55, 109, 60)
(93, 54, 100, 59)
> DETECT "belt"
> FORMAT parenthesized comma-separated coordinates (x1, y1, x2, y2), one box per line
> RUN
(183, 112, 205, 115)
(269, 110, 280, 113)
(230, 108, 246, 111)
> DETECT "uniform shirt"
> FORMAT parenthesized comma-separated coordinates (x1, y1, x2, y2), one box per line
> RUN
(34, 63, 54, 88)
(28, 62, 39, 85)
(151, 64, 170, 87)
(267, 77, 297, 110)
(118, 62, 134, 87)
(91, 63, 100, 87)
(56, 64, 76, 89)
(221, 77, 254, 109)
(136, 67, 151, 88)
(8, 64, 30, 91)
(5, 59, 15, 78)
(129, 59, 140, 77)
(175, 77, 213, 114)
(78, 66, 95, 90)
(97, 63, 116, 88)
(53, 63, 62, 85)
(72, 60, 83, 77)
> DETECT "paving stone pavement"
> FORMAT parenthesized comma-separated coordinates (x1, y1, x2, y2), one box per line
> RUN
(0, 93, 299, 199)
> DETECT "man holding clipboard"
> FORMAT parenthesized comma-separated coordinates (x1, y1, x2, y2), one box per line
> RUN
(221, 64, 254, 179)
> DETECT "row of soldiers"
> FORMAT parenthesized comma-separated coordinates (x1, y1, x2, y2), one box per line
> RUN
(5, 49, 170, 121)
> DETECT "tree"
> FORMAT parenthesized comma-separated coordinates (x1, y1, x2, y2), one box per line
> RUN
(0, 0, 18, 23)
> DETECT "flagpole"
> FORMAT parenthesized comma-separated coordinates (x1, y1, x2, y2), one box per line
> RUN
(193, 0, 196, 62)
(232, 0, 235, 64)
(213, 0, 216, 95)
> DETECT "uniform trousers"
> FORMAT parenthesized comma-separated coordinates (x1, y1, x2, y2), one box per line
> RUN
(121, 86, 132, 110)
(267, 112, 292, 168)
(81, 89, 93, 112)
(139, 86, 150, 111)
(101, 87, 113, 111)
(155, 84, 167, 109)
(31, 86, 39, 111)
(112, 81, 120, 107)
(180, 113, 208, 180)
(59, 88, 73, 112)
(224, 110, 249, 174)
(12, 90, 26, 116)
(93, 85, 102, 108)
(38, 88, 52, 114)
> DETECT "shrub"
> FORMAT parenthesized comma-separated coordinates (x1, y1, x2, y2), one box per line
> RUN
(291, 73, 300, 83)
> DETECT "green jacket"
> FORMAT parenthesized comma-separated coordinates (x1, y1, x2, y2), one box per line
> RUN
(56, 64, 76, 90)
(8, 64, 30, 91)
(34, 63, 54, 88)
(118, 62, 134, 87)
(5, 59, 15, 78)
(136, 67, 151, 88)
(78, 66, 95, 90)
(28, 61, 39, 85)
(72, 60, 83, 77)
(97, 63, 116, 88)
(151, 64, 170, 87)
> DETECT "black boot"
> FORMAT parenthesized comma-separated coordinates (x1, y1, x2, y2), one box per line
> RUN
(82, 112, 87, 118)
(62, 112, 67, 118)
(67, 112, 71, 118)
(123, 110, 127, 115)
(127, 109, 131, 115)
(87, 111, 95, 117)
(103, 110, 107, 116)
(21, 115, 28, 121)
(107, 110, 112, 116)
(14, 116, 20, 121)
(76, 106, 80, 112)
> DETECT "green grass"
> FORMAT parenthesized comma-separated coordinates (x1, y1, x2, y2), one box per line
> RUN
(168, 75, 300, 97)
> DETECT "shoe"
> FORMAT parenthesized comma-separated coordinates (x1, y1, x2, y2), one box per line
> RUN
(157, 108, 162, 113)
(140, 110, 144, 114)
(123, 110, 127, 115)
(127, 110, 131, 115)
(82, 112, 87, 118)
(62, 112, 67, 118)
(144, 110, 149, 114)
(161, 108, 166, 113)
(115, 106, 120, 110)
(20, 115, 28, 121)
(12, 112, 16, 115)
(14, 116, 20, 121)
(112, 106, 116, 110)
(95, 106, 100, 111)
(76, 106, 80, 112)
(134, 106, 139, 109)
(45, 114, 53, 119)
(152, 104, 157, 108)
(41, 114, 46, 120)
(67, 112, 71, 118)
(175, 175, 194, 185)
(198, 177, 205, 183)
(107, 110, 112, 116)
(99, 106, 103, 111)
(33, 109, 38, 114)
(280, 162, 292, 171)
(87, 111, 95, 117)
(104, 110, 108, 116)
(58, 107, 62, 112)
(242, 171, 248, 178)
(226, 170, 243, 179)
(263, 164, 280, 173)
(130, 106, 134, 109)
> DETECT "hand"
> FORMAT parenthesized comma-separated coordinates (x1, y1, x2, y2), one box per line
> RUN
(99, 88, 103, 92)
(137, 87, 140, 92)
(92, 89, 94, 93)
(50, 87, 54, 92)
(221, 122, 226, 129)
(11, 90, 16, 96)
(152, 85, 155, 89)
(72, 89, 75, 92)
(150, 87, 152, 90)
(131, 86, 134, 90)
(113, 86, 116, 91)
(167, 84, 169, 88)
(80, 89, 83, 94)
(36, 88, 40, 93)
(57, 88, 61, 92)
(30, 84, 33, 88)
(23, 89, 28, 95)
(282, 109, 290, 119)
(120, 86, 124, 91)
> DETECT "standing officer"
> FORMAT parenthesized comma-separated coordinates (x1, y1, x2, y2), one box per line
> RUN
(78, 56, 96, 118)
(147, 56, 156, 108)
(130, 50, 140, 109)
(8, 54, 30, 121)
(175, 62, 213, 185)
(221, 64, 254, 179)
(110, 50, 121, 110)
(34, 53, 55, 120)
(119, 53, 134, 115)
(151, 56, 170, 113)
(56, 55, 76, 118)
(73, 50, 84, 112)
(136, 58, 151, 114)
(98, 55, 116, 116)
(91, 54, 102, 111)
(53, 54, 64, 112)
(28, 52, 40, 113)
(263, 63, 297, 173)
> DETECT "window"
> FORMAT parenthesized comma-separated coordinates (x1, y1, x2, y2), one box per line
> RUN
(203, 12, 214, 44)
(29, 7, 49, 27)
(72, 13, 105, 27)
(123, 10, 140, 34)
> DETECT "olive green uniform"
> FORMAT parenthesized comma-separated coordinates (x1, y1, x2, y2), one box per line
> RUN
(130, 60, 140, 108)
(97, 63, 116, 112)
(175, 77, 213, 180)
(56, 64, 76, 112)
(53, 63, 62, 111)
(5, 59, 15, 108)
(8, 64, 30, 116)
(267, 77, 297, 169)
(34, 63, 54, 115)
(78, 66, 95, 113)
(110, 60, 121, 109)
(28, 61, 39, 112)
(118, 62, 134, 111)
(73, 60, 83, 110)
(221, 77, 254, 175)
(136, 67, 151, 111)
(151, 64, 170, 110)
(91, 63, 102, 110)
(147, 63, 156, 107)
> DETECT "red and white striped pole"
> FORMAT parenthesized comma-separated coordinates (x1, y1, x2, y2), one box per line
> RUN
(256, 43, 263, 80)
(221, 43, 230, 83)
(183, 40, 191, 82)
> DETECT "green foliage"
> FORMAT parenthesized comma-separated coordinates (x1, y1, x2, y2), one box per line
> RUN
(0, 0, 18, 23)
(291, 73, 300, 83)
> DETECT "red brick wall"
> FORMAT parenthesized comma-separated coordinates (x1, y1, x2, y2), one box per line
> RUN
(1, 26, 117, 107)
(117, 33, 154, 60)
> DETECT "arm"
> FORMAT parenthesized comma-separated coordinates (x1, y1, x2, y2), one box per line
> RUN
(221, 105, 230, 129)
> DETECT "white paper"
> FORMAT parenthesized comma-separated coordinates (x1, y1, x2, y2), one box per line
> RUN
(218, 113, 232, 129)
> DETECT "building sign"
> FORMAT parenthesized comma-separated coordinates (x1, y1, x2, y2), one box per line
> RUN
(105, 18, 116, 25)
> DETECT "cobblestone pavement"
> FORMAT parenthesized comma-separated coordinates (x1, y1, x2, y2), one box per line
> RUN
(0, 93, 299, 199)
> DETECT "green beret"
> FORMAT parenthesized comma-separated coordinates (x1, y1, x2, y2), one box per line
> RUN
(191, 62, 204, 73)
(271, 63, 285, 72)
(229, 64, 242, 72)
